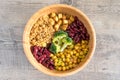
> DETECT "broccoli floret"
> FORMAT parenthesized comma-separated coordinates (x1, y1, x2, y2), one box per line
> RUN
(60, 37, 73, 51)
(54, 30, 68, 38)
(49, 30, 73, 54)
(53, 30, 68, 46)
(49, 43, 60, 54)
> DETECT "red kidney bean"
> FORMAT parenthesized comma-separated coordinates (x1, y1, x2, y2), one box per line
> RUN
(70, 25, 74, 29)
(38, 46, 41, 50)
(43, 48, 50, 56)
(73, 27, 80, 32)
(69, 32, 75, 37)
(49, 61, 54, 65)
(66, 16, 90, 43)
(39, 57, 45, 63)
(74, 16, 79, 21)
(73, 35, 78, 43)
(39, 47, 44, 53)
(72, 22, 77, 27)
(34, 53, 39, 60)
(69, 27, 75, 33)
(37, 51, 42, 56)
(33, 46, 38, 54)
(42, 63, 48, 67)
(85, 33, 90, 40)
(49, 65, 54, 70)
(31, 46, 54, 70)
(75, 34, 80, 43)
(41, 57, 49, 65)
(38, 54, 45, 60)
(30, 46, 34, 53)
(77, 20, 83, 26)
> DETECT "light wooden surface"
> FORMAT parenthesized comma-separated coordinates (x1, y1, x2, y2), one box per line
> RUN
(0, 0, 120, 80)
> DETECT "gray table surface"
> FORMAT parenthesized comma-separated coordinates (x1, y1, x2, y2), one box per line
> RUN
(0, 0, 120, 80)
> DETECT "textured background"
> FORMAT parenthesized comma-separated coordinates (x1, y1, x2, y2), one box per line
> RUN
(0, 0, 120, 80)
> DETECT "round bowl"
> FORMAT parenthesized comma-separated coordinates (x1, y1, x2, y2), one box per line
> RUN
(23, 4, 96, 77)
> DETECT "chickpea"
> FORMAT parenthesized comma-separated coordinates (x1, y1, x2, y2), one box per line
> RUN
(74, 45, 79, 50)
(73, 60, 77, 64)
(61, 54, 65, 58)
(55, 59, 58, 63)
(72, 64, 77, 68)
(59, 52, 63, 55)
(73, 50, 77, 54)
(81, 58, 85, 62)
(66, 58, 70, 62)
(69, 64, 73, 68)
(57, 61, 62, 66)
(66, 54, 70, 58)
(83, 49, 88, 54)
(61, 62, 65, 66)
(69, 61, 72, 64)
(64, 49, 68, 53)
(77, 58, 81, 63)
(55, 62, 58, 66)
(62, 66, 66, 71)
(70, 51, 73, 56)
(79, 55, 85, 59)
(58, 67, 62, 71)
(56, 53, 60, 57)
(76, 53, 79, 57)
(81, 45, 86, 49)
(62, 58, 66, 62)
(68, 44, 74, 49)
(65, 62, 68, 66)
(76, 49, 81, 53)
(79, 52, 84, 55)
(55, 66, 59, 70)
(66, 66, 69, 70)
(70, 58, 74, 63)
(52, 56, 57, 60)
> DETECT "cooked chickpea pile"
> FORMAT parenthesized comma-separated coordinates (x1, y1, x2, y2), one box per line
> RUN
(30, 12, 90, 70)
(50, 40, 89, 71)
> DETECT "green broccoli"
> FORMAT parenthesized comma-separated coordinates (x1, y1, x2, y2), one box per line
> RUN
(54, 30, 68, 37)
(60, 37, 73, 52)
(49, 30, 73, 54)
(49, 43, 60, 54)
(52, 30, 68, 46)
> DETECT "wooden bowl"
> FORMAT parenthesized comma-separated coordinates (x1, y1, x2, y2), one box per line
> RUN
(23, 4, 96, 77)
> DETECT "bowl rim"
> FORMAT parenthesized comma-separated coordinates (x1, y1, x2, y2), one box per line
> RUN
(23, 4, 96, 77)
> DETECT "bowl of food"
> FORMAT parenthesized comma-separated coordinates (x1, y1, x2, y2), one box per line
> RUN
(23, 4, 96, 77)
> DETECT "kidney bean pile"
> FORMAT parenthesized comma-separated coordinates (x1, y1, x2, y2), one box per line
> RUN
(30, 13, 90, 71)
(31, 46, 54, 69)
(66, 16, 89, 43)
